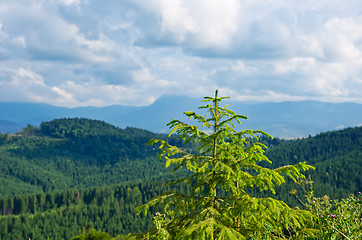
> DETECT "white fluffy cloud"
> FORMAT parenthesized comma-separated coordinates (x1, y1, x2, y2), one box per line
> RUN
(0, 0, 361, 106)
(140, 0, 240, 48)
(0, 67, 62, 103)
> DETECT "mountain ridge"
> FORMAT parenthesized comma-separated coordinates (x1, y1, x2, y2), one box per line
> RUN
(0, 118, 360, 200)
(1, 97, 361, 138)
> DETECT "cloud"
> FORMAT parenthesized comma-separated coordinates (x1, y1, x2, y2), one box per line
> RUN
(0, 68, 62, 103)
(131, 0, 362, 61)
(52, 70, 168, 106)
(0, 1, 117, 63)
(0, 22, 28, 60)
(0, 0, 361, 107)
(59, 0, 81, 6)
(0, 66, 162, 107)
(320, 17, 362, 61)
(131, 0, 240, 50)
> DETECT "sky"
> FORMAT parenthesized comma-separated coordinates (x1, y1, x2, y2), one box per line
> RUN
(0, 0, 362, 107)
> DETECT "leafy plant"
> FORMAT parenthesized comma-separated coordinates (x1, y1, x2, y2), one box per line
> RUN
(293, 180, 362, 239)
(71, 228, 114, 240)
(136, 90, 315, 239)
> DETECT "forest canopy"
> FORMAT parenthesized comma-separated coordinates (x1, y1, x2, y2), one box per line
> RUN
(0, 98, 360, 239)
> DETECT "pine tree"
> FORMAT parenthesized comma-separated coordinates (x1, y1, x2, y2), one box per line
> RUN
(137, 90, 315, 239)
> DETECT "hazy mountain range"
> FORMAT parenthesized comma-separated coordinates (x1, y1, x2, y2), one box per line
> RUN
(1, 96, 361, 138)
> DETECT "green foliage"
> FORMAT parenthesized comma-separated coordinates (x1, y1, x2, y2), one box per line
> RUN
(40, 118, 121, 138)
(71, 226, 130, 240)
(71, 228, 114, 240)
(21, 124, 40, 137)
(0, 182, 176, 239)
(137, 90, 315, 239)
(0, 106, 360, 239)
(260, 126, 362, 206)
(0, 118, 186, 197)
(0, 117, 360, 200)
(292, 180, 362, 239)
(0, 132, 9, 145)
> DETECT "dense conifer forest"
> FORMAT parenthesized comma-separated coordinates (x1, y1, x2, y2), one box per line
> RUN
(0, 182, 186, 239)
(0, 118, 360, 239)
(0, 118, 191, 196)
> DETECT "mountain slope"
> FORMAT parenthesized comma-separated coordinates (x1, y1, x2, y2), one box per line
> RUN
(1, 98, 361, 138)
(263, 126, 362, 203)
(0, 125, 360, 239)
(0, 118, 360, 199)
(0, 118, 186, 197)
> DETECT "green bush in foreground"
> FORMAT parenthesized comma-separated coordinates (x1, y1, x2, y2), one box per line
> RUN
(71, 226, 129, 240)
(292, 180, 362, 240)
(70, 189, 361, 239)
(71, 228, 114, 240)
(136, 90, 315, 239)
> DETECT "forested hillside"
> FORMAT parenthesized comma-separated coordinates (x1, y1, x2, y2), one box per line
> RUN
(0, 182, 186, 239)
(0, 118, 360, 199)
(258, 126, 362, 206)
(0, 118, 188, 197)
(0, 119, 360, 239)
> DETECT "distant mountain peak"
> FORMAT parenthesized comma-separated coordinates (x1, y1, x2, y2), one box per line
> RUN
(1, 100, 361, 138)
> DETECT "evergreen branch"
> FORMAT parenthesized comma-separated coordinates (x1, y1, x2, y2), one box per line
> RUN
(138, 90, 316, 239)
